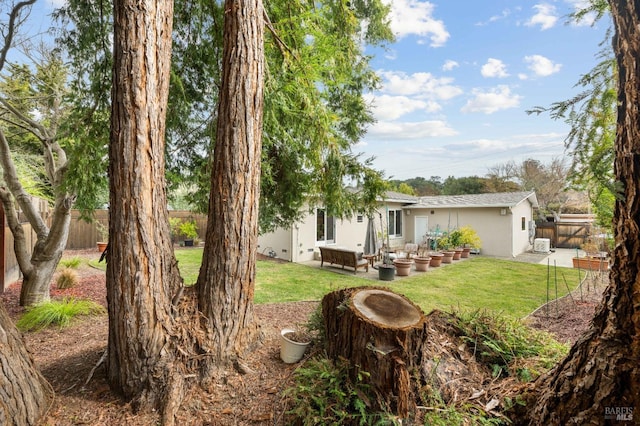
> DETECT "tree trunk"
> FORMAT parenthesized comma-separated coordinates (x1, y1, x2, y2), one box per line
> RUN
(525, 2, 640, 424)
(322, 287, 427, 418)
(197, 0, 264, 374)
(0, 303, 52, 425)
(107, 0, 184, 418)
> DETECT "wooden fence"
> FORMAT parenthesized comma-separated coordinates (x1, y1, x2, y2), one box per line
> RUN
(65, 209, 208, 249)
(535, 221, 592, 248)
(2, 208, 207, 292)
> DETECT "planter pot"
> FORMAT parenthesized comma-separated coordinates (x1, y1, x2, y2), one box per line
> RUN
(572, 257, 609, 271)
(280, 329, 311, 363)
(414, 256, 431, 272)
(441, 251, 455, 264)
(184, 239, 194, 247)
(393, 259, 413, 276)
(429, 253, 443, 267)
(461, 247, 472, 258)
(453, 249, 463, 260)
(378, 264, 396, 281)
(97, 242, 108, 253)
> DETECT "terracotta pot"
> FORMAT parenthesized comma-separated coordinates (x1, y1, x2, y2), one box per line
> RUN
(414, 256, 431, 272)
(97, 242, 108, 253)
(441, 251, 455, 264)
(429, 253, 443, 267)
(393, 259, 413, 276)
(453, 249, 463, 260)
(461, 247, 472, 258)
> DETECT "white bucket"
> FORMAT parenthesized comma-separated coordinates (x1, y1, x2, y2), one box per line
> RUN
(280, 328, 310, 363)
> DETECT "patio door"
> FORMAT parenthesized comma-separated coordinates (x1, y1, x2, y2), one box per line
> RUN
(415, 216, 428, 245)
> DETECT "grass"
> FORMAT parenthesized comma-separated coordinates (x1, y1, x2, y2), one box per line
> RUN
(59, 256, 83, 269)
(86, 247, 582, 319)
(17, 298, 106, 331)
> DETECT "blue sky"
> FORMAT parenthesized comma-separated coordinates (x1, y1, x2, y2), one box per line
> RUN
(35, 1, 609, 182)
(361, 1, 609, 180)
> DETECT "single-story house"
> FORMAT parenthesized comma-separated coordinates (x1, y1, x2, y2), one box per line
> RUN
(257, 191, 539, 262)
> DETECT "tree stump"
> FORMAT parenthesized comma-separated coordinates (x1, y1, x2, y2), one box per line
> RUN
(322, 286, 427, 417)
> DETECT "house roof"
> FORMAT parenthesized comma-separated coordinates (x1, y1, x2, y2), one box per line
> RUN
(381, 190, 420, 204)
(406, 191, 539, 209)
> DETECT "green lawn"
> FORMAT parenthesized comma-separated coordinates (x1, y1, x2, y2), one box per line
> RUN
(173, 248, 584, 318)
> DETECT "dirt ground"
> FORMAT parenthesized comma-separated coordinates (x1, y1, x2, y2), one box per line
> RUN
(0, 250, 608, 425)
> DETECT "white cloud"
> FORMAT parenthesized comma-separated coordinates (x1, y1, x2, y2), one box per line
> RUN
(524, 54, 562, 76)
(366, 94, 440, 121)
(481, 58, 509, 78)
(442, 60, 459, 71)
(461, 85, 522, 114)
(367, 120, 458, 139)
(475, 8, 513, 26)
(383, 0, 450, 47)
(525, 4, 558, 30)
(378, 70, 463, 100)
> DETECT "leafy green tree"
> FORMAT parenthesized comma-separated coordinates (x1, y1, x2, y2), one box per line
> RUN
(54, 0, 391, 233)
(0, 2, 54, 424)
(441, 175, 486, 195)
(0, 39, 79, 306)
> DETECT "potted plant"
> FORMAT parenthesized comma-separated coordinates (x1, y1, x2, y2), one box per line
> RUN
(280, 328, 311, 363)
(457, 226, 482, 257)
(573, 237, 609, 270)
(437, 236, 455, 263)
(393, 253, 413, 276)
(95, 221, 108, 253)
(413, 244, 431, 272)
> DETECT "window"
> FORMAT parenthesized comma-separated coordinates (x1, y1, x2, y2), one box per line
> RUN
(522, 217, 526, 231)
(316, 209, 336, 243)
(388, 209, 403, 237)
(357, 215, 363, 223)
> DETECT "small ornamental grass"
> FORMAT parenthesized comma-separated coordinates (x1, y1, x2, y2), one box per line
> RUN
(17, 298, 106, 332)
(56, 268, 79, 289)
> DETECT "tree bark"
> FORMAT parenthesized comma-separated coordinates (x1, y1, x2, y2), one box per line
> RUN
(197, 0, 264, 374)
(107, 0, 185, 419)
(0, 303, 52, 425)
(525, 2, 640, 424)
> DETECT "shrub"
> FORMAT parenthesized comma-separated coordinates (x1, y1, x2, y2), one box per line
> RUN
(57, 268, 79, 289)
(284, 357, 395, 425)
(17, 298, 106, 332)
(452, 309, 568, 380)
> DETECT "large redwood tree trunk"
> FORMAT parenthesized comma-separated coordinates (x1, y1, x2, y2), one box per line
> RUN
(196, 0, 264, 374)
(107, 0, 184, 419)
(0, 304, 52, 425)
(526, 2, 640, 424)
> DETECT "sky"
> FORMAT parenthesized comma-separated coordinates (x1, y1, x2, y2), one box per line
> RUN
(360, 1, 609, 181)
(32, 1, 611, 182)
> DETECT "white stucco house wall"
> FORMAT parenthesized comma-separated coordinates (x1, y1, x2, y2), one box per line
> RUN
(404, 191, 539, 258)
(257, 191, 539, 262)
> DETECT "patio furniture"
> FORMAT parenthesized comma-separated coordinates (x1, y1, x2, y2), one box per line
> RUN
(319, 247, 370, 274)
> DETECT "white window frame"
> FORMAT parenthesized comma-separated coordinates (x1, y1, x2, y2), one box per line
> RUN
(316, 208, 336, 244)
(388, 209, 403, 237)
